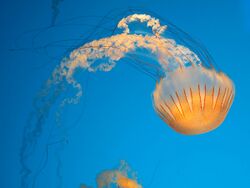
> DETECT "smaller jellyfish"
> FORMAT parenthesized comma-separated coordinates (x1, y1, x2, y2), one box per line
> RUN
(80, 161, 142, 188)
(153, 62, 235, 135)
(116, 174, 141, 188)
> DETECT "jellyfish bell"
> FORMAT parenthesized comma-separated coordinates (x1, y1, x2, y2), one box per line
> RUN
(116, 173, 142, 188)
(153, 63, 235, 135)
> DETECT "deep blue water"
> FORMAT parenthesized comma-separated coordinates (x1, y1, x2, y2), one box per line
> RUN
(1, 0, 250, 188)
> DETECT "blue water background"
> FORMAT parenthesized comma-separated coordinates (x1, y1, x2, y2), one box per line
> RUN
(1, 0, 250, 187)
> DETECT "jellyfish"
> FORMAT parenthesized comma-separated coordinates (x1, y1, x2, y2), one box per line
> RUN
(80, 161, 142, 188)
(19, 12, 235, 187)
(60, 13, 234, 135)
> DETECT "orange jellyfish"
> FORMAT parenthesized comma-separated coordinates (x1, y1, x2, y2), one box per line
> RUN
(153, 63, 235, 135)
(81, 161, 142, 188)
(116, 173, 141, 188)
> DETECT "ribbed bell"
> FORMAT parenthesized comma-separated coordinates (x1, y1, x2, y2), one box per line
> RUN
(153, 66, 235, 135)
